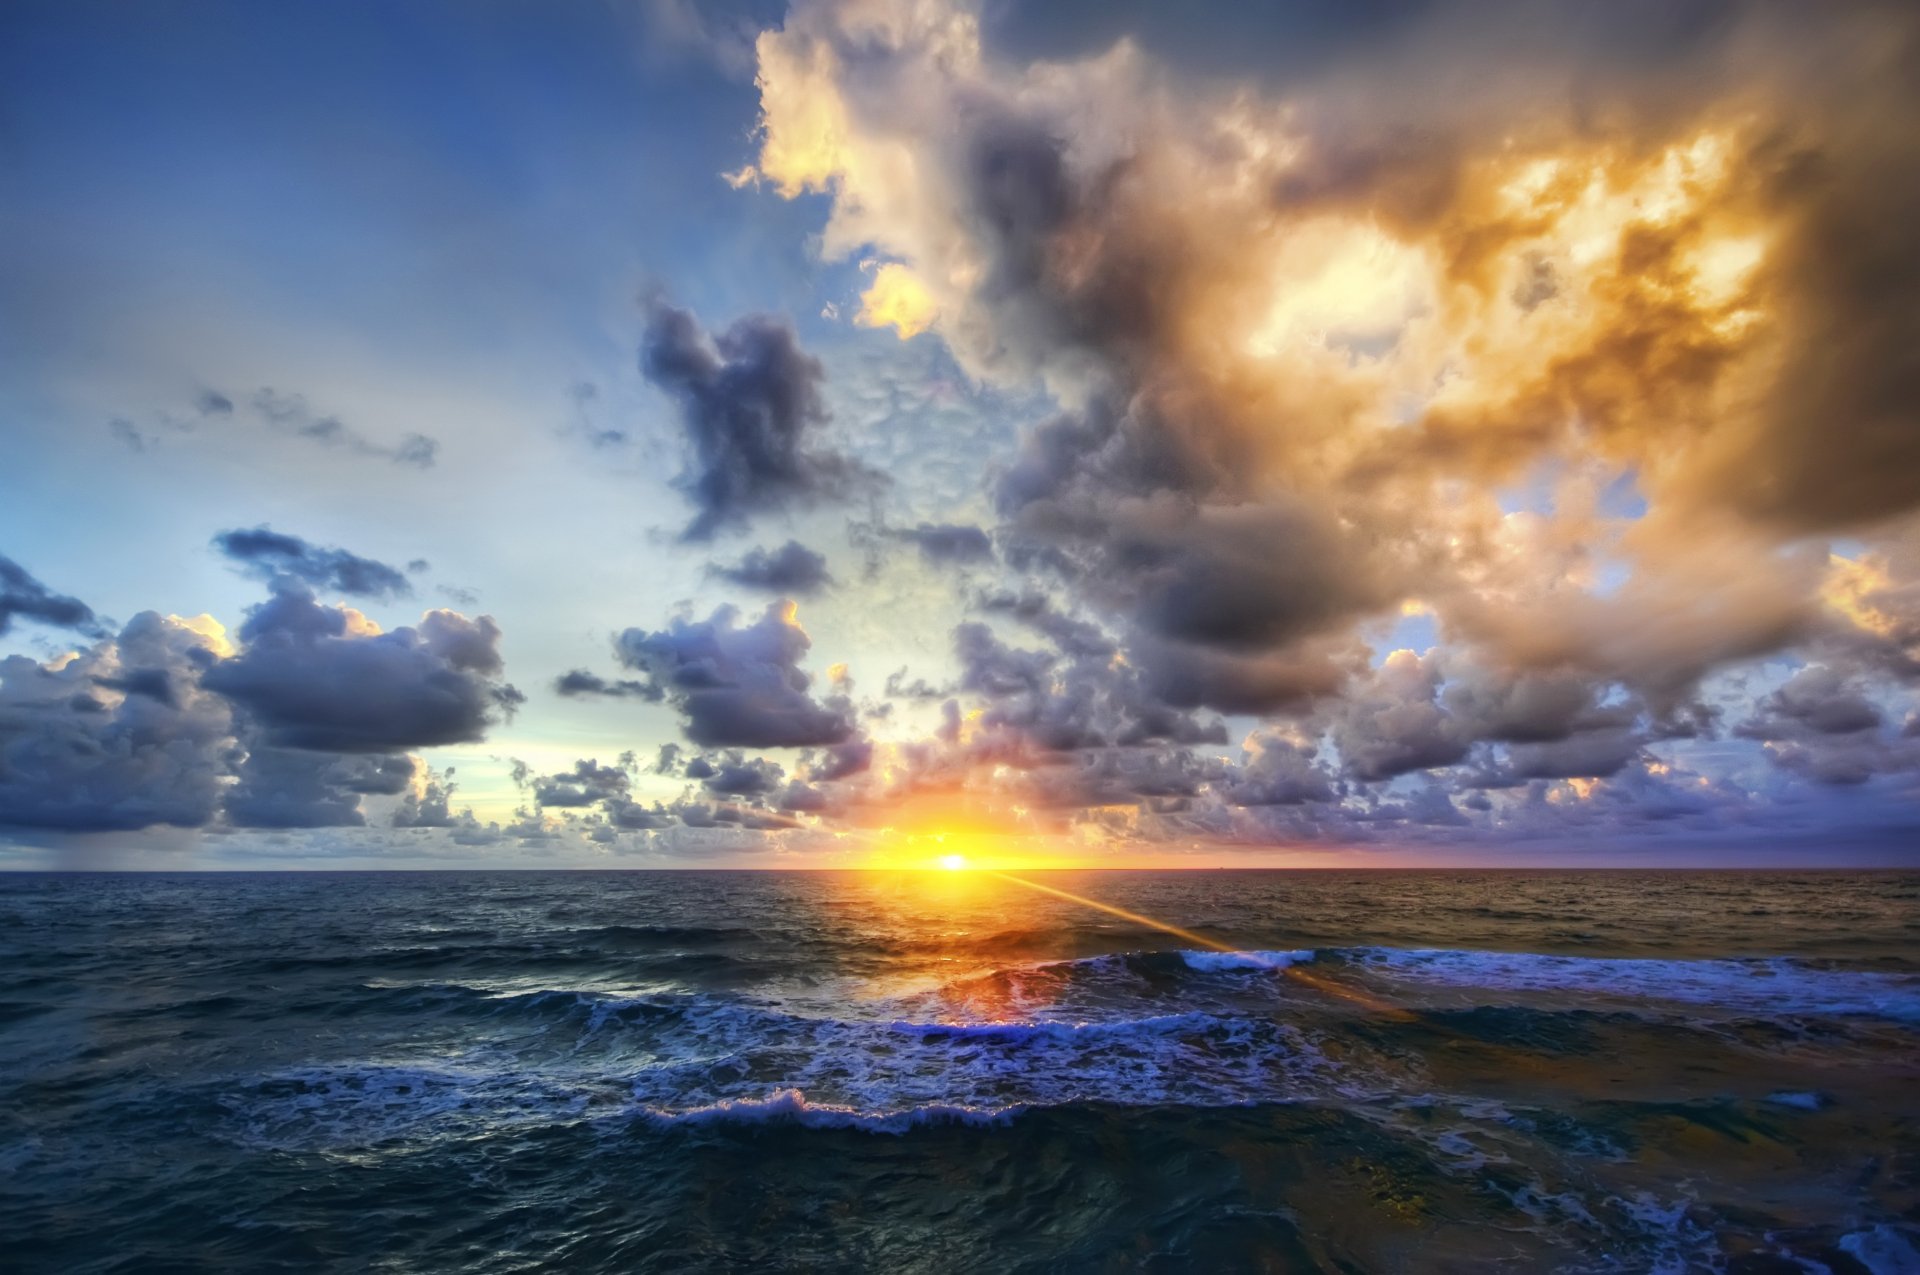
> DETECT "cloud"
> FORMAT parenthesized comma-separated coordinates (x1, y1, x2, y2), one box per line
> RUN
(251, 389, 439, 469)
(226, 747, 415, 828)
(710, 540, 834, 594)
(1222, 734, 1336, 808)
(680, 0, 1919, 853)
(393, 766, 461, 828)
(1735, 664, 1920, 786)
(613, 600, 857, 748)
(806, 739, 872, 782)
(0, 555, 526, 837)
(742, 1, 1920, 673)
(203, 579, 518, 752)
(213, 527, 413, 599)
(0, 554, 104, 638)
(893, 522, 994, 565)
(111, 389, 439, 466)
(695, 751, 786, 797)
(13, 0, 1920, 861)
(553, 669, 659, 699)
(1326, 650, 1472, 783)
(533, 758, 635, 807)
(641, 298, 879, 539)
(0, 613, 234, 831)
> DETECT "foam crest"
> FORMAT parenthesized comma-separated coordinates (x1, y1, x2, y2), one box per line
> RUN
(637, 1089, 1021, 1133)
(1342, 947, 1920, 1021)
(1179, 949, 1315, 972)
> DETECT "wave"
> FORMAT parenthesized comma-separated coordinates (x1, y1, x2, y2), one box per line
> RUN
(937, 943, 1918, 1023)
(636, 1089, 1023, 1134)
(222, 1062, 597, 1149)
(1179, 949, 1314, 972)
(883, 1011, 1222, 1042)
(220, 998, 1349, 1150)
(1839, 1225, 1920, 1275)
(215, 940, 1916, 1155)
(1336, 946, 1920, 1022)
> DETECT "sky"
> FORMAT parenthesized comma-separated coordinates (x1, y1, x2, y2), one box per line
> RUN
(2, 0, 1919, 869)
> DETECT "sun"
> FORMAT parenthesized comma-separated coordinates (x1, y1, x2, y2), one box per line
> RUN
(938, 853, 968, 871)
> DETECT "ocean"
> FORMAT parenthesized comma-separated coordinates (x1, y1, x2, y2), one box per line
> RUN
(3, 869, 1917, 1273)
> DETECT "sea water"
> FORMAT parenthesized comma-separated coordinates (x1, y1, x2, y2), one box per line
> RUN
(3, 869, 1916, 1272)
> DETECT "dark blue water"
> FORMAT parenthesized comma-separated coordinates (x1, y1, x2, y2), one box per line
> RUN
(3, 870, 1917, 1272)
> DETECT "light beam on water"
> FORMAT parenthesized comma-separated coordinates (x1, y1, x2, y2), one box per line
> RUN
(987, 871, 1410, 1017)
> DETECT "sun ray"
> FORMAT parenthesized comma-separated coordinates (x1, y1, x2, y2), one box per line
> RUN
(989, 872, 1409, 1017)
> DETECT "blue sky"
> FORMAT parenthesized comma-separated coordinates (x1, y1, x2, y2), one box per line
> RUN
(3, 0, 1918, 867)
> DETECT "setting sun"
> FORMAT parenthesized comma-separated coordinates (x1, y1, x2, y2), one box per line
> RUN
(938, 853, 967, 871)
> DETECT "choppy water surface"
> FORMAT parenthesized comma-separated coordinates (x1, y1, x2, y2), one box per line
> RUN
(3, 869, 1917, 1273)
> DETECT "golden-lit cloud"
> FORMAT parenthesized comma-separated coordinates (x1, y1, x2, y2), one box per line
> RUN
(855, 262, 938, 338)
(694, 0, 1920, 852)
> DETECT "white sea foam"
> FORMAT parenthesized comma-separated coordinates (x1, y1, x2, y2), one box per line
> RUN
(1765, 1090, 1829, 1111)
(227, 993, 1359, 1149)
(636, 1088, 1021, 1134)
(1178, 949, 1315, 972)
(618, 1000, 1350, 1118)
(1839, 1225, 1920, 1275)
(225, 942, 1914, 1154)
(1340, 947, 1920, 1021)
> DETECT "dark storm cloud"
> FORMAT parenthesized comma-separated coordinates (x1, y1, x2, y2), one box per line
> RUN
(1222, 736, 1337, 808)
(1321, 653, 1654, 786)
(1018, 747, 1232, 814)
(673, 800, 801, 832)
(0, 613, 232, 831)
(607, 799, 679, 831)
(1130, 634, 1359, 717)
(613, 601, 856, 748)
(0, 554, 104, 638)
(553, 669, 659, 699)
(1327, 652, 1471, 783)
(953, 621, 1050, 700)
(213, 527, 413, 600)
(948, 618, 1228, 756)
(976, 588, 1115, 660)
(203, 580, 518, 753)
(1492, 730, 1646, 785)
(1734, 664, 1920, 786)
(1740, 666, 1884, 740)
(806, 739, 873, 782)
(0, 592, 509, 834)
(393, 767, 461, 828)
(94, 667, 177, 708)
(992, 409, 1403, 715)
(709, 540, 833, 594)
(893, 523, 994, 566)
(640, 299, 878, 539)
(695, 751, 785, 797)
(777, 780, 830, 812)
(533, 758, 634, 808)
(225, 747, 415, 829)
(883, 668, 946, 701)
